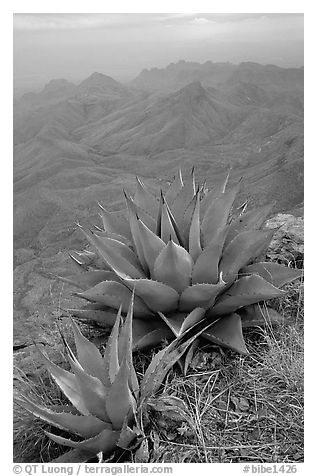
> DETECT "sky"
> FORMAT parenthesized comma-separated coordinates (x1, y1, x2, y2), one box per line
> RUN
(13, 13, 304, 90)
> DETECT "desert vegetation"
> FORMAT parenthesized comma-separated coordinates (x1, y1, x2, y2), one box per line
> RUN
(14, 169, 303, 463)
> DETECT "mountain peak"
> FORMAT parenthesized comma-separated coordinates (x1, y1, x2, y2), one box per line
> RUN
(77, 72, 129, 97)
(42, 78, 75, 95)
(43, 78, 74, 90)
(79, 72, 119, 87)
(176, 81, 206, 101)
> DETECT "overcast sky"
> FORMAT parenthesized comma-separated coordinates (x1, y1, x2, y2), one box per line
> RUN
(13, 13, 304, 89)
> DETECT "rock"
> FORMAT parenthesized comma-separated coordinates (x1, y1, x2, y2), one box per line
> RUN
(265, 213, 304, 267)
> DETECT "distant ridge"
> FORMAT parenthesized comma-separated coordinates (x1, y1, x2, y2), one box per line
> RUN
(131, 60, 303, 92)
(19, 72, 131, 104)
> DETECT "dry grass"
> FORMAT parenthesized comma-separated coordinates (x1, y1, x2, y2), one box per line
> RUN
(145, 278, 304, 463)
(13, 368, 67, 462)
(13, 278, 303, 464)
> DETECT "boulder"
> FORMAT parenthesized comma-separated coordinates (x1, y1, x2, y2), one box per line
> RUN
(265, 213, 304, 267)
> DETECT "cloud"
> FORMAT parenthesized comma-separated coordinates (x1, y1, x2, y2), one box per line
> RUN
(189, 17, 214, 25)
(13, 13, 304, 33)
(13, 13, 161, 31)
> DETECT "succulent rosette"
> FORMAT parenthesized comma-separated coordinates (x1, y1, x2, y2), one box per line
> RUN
(16, 298, 141, 462)
(63, 169, 302, 354)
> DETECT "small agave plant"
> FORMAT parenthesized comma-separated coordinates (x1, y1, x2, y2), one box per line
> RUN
(62, 169, 302, 354)
(16, 294, 210, 462)
(16, 296, 141, 463)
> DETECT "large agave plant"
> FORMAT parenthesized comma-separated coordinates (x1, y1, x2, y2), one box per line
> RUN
(63, 169, 302, 354)
(16, 294, 210, 463)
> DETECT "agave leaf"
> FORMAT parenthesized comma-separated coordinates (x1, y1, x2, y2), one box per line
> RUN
(68, 252, 89, 272)
(91, 232, 144, 274)
(133, 329, 171, 351)
(200, 186, 225, 219)
(56, 270, 118, 290)
(236, 199, 248, 216)
(48, 404, 80, 414)
(211, 275, 286, 317)
(190, 166, 196, 190)
(201, 183, 240, 246)
(137, 217, 165, 275)
(117, 293, 139, 398)
(165, 169, 184, 205)
(132, 318, 174, 351)
(103, 308, 121, 387)
(68, 355, 109, 422)
(171, 170, 196, 225)
(140, 346, 167, 397)
(117, 416, 142, 450)
(164, 197, 186, 247)
(70, 319, 106, 385)
(125, 193, 150, 273)
(69, 250, 96, 267)
(158, 309, 205, 338)
(224, 203, 274, 247)
(68, 309, 118, 328)
(117, 294, 134, 363)
(179, 275, 226, 312)
(51, 448, 94, 463)
(199, 173, 229, 214)
(98, 204, 132, 240)
(219, 229, 276, 284)
(202, 313, 248, 354)
(18, 396, 111, 438)
(80, 227, 145, 279)
(36, 346, 89, 416)
(81, 302, 110, 310)
(192, 227, 227, 285)
(75, 281, 152, 318)
(94, 229, 132, 247)
(179, 307, 206, 335)
(120, 277, 179, 313)
(160, 196, 179, 244)
(183, 340, 199, 376)
(157, 312, 184, 336)
(254, 228, 279, 261)
(238, 304, 284, 328)
(106, 358, 137, 430)
(181, 193, 198, 248)
(125, 192, 156, 232)
(45, 428, 119, 453)
(134, 176, 159, 219)
(156, 191, 163, 236)
(188, 190, 202, 261)
(153, 240, 193, 293)
(240, 262, 303, 288)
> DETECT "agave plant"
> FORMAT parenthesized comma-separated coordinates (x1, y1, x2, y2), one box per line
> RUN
(16, 293, 209, 463)
(62, 169, 302, 354)
(16, 296, 142, 462)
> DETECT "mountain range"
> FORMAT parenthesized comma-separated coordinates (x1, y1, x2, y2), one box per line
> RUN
(13, 60, 303, 348)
